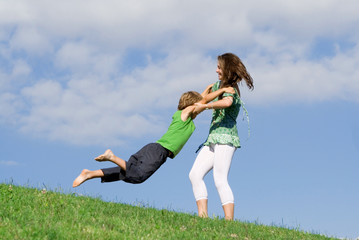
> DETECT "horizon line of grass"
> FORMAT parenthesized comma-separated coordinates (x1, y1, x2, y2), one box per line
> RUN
(0, 183, 340, 239)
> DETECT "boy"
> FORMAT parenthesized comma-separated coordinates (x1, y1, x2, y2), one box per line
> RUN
(73, 87, 234, 187)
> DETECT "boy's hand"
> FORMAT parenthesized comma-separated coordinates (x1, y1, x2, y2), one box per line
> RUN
(207, 83, 214, 90)
(194, 102, 207, 114)
(201, 83, 214, 97)
(184, 103, 206, 120)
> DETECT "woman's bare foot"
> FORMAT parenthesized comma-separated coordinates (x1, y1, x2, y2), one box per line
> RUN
(72, 169, 91, 187)
(95, 149, 114, 162)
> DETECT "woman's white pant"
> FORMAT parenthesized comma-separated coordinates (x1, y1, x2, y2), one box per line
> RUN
(189, 144, 236, 205)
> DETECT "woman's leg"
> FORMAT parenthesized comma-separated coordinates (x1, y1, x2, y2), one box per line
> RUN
(212, 144, 236, 220)
(196, 199, 208, 218)
(189, 145, 214, 217)
(72, 169, 104, 187)
(222, 203, 234, 220)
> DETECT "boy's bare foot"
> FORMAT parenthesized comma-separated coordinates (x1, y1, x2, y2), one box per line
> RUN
(95, 149, 114, 162)
(72, 169, 90, 187)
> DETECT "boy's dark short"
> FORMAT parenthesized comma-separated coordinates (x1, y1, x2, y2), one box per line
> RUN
(101, 143, 169, 184)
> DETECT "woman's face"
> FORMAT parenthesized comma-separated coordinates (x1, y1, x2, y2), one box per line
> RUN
(216, 62, 223, 80)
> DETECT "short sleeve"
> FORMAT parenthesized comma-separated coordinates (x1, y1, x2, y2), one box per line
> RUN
(223, 92, 234, 98)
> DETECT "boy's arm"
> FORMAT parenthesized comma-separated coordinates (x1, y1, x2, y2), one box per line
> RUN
(181, 105, 197, 121)
(201, 83, 214, 97)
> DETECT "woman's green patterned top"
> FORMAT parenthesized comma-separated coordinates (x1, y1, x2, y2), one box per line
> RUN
(204, 81, 242, 148)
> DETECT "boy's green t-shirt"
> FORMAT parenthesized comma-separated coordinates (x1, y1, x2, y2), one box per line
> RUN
(157, 110, 195, 158)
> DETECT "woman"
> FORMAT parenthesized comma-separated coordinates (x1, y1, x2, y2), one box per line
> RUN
(189, 53, 254, 220)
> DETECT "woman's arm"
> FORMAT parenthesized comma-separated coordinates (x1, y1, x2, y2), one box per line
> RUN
(194, 97, 233, 114)
(182, 89, 233, 121)
(199, 87, 235, 104)
(203, 97, 233, 109)
(193, 87, 235, 114)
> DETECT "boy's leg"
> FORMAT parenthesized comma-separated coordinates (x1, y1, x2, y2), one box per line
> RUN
(100, 167, 127, 183)
(123, 143, 168, 184)
(101, 143, 168, 184)
(72, 169, 104, 187)
(95, 149, 126, 170)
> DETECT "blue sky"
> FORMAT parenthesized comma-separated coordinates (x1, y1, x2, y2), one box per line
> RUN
(1, 0, 358, 238)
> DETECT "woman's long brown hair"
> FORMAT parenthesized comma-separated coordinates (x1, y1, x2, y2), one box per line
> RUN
(218, 53, 254, 91)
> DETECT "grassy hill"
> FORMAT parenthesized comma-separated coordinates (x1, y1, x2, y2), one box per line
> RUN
(0, 183, 338, 239)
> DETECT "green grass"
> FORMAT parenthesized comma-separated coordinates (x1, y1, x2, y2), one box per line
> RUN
(0, 183, 338, 240)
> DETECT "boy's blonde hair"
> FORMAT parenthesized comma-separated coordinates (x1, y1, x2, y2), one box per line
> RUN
(178, 91, 203, 110)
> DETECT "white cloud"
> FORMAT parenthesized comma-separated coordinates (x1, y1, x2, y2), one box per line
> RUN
(0, 92, 23, 125)
(14, 53, 214, 145)
(12, 59, 32, 77)
(54, 41, 120, 76)
(243, 41, 359, 104)
(10, 26, 53, 56)
(0, 160, 20, 166)
(0, 0, 358, 145)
